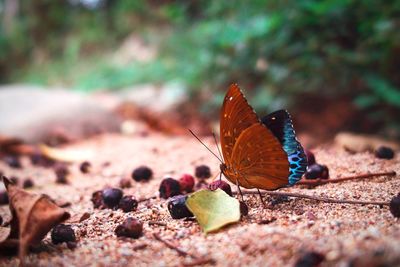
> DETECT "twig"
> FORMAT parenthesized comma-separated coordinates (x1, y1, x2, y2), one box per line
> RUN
(152, 232, 215, 265)
(296, 171, 396, 186)
(148, 221, 167, 227)
(240, 190, 389, 206)
(153, 232, 193, 257)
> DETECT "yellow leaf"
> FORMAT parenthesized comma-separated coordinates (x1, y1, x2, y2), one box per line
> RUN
(186, 189, 240, 233)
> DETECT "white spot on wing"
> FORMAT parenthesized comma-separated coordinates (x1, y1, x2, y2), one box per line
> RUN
(229, 96, 233, 101)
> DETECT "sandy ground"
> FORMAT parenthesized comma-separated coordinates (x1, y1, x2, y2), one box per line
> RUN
(0, 132, 399, 267)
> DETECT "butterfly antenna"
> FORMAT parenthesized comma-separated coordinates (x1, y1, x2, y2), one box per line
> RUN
(212, 132, 224, 163)
(188, 129, 223, 163)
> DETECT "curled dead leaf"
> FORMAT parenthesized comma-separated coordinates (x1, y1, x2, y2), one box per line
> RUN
(1, 177, 70, 263)
(39, 144, 94, 162)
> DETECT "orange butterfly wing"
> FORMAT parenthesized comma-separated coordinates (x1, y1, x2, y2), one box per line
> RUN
(220, 84, 290, 190)
(220, 84, 259, 167)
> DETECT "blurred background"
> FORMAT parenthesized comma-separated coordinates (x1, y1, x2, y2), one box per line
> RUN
(0, 0, 400, 144)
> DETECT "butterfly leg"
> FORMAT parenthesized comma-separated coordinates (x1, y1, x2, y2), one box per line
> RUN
(235, 179, 244, 202)
(257, 189, 266, 207)
(219, 172, 222, 182)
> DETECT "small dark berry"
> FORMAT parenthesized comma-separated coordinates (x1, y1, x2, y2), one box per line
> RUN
(0, 191, 9, 205)
(55, 164, 69, 184)
(3, 156, 21, 169)
(80, 161, 91, 173)
(195, 165, 211, 179)
(0, 214, 3, 226)
(305, 164, 329, 179)
(132, 166, 153, 182)
(208, 180, 232, 196)
(102, 188, 123, 208)
(375, 146, 395, 159)
(30, 152, 55, 167)
(179, 174, 195, 193)
(115, 217, 143, 238)
(91, 190, 104, 209)
(304, 149, 316, 166)
(389, 194, 400, 218)
(119, 178, 132, 188)
(167, 195, 193, 219)
(23, 178, 34, 188)
(159, 178, 181, 199)
(51, 224, 76, 244)
(294, 251, 325, 267)
(239, 201, 249, 216)
(118, 195, 138, 212)
(9, 176, 19, 185)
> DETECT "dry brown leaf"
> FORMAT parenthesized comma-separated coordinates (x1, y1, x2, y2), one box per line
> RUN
(1, 177, 70, 263)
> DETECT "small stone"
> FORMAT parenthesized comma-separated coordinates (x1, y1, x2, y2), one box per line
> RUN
(102, 188, 123, 209)
(51, 224, 76, 244)
(304, 149, 316, 166)
(55, 164, 70, 184)
(305, 164, 329, 179)
(295, 251, 325, 267)
(195, 165, 211, 179)
(3, 155, 22, 169)
(119, 195, 138, 212)
(375, 146, 394, 159)
(132, 166, 153, 182)
(389, 194, 400, 218)
(119, 178, 132, 188)
(91, 190, 105, 209)
(23, 178, 34, 189)
(115, 218, 143, 239)
(179, 174, 195, 193)
(159, 178, 181, 199)
(167, 195, 193, 219)
(239, 201, 249, 216)
(79, 161, 91, 173)
(208, 180, 232, 196)
(0, 191, 9, 205)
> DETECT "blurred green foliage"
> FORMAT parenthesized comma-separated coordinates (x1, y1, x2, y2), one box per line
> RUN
(1, 0, 400, 136)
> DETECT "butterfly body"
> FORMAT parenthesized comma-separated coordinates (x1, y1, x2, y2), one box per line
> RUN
(220, 84, 307, 190)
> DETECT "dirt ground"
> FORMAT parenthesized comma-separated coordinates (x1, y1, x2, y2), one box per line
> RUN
(0, 132, 399, 267)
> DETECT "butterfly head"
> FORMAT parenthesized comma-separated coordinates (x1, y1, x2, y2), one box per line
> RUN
(219, 163, 227, 174)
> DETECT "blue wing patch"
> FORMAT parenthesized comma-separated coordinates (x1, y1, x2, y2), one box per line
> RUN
(261, 110, 307, 185)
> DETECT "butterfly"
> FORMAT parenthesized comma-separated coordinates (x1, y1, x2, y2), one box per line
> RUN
(219, 84, 307, 191)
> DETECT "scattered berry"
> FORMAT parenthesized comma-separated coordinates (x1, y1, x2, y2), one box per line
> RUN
(51, 224, 76, 244)
(179, 174, 195, 193)
(119, 178, 132, 188)
(102, 188, 123, 208)
(115, 217, 143, 239)
(208, 180, 232, 196)
(91, 190, 104, 209)
(159, 178, 181, 199)
(305, 164, 329, 179)
(294, 251, 325, 267)
(132, 166, 153, 182)
(79, 161, 91, 173)
(0, 214, 2, 226)
(389, 194, 400, 218)
(195, 165, 211, 179)
(55, 164, 69, 184)
(239, 201, 249, 216)
(375, 146, 394, 159)
(30, 152, 55, 167)
(0, 191, 9, 205)
(3, 156, 21, 169)
(118, 195, 138, 212)
(167, 195, 193, 219)
(304, 149, 316, 166)
(23, 178, 34, 189)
